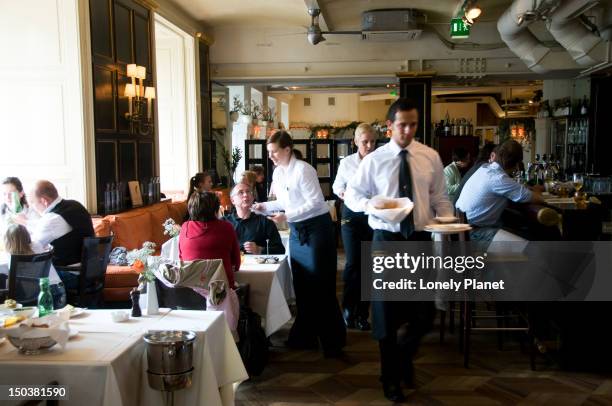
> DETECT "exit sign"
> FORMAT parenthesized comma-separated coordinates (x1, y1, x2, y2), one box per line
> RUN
(450, 17, 470, 38)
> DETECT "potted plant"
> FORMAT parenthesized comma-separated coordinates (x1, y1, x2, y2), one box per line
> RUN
(260, 106, 274, 127)
(229, 96, 241, 122)
(251, 100, 261, 126)
(238, 100, 252, 124)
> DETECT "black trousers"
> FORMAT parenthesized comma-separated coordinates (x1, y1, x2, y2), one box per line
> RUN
(372, 229, 435, 384)
(288, 213, 346, 352)
(341, 204, 373, 320)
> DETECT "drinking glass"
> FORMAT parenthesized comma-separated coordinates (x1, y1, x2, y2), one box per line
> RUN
(572, 173, 584, 192)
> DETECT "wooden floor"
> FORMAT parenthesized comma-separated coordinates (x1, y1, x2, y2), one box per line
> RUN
(236, 252, 612, 406)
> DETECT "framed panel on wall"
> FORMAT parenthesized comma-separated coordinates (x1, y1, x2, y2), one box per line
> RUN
(95, 140, 118, 212)
(93, 66, 116, 133)
(89, 0, 113, 61)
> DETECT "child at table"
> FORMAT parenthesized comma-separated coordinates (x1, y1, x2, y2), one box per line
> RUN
(1, 224, 67, 308)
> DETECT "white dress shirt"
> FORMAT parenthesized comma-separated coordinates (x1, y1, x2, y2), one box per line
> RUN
(262, 155, 329, 223)
(345, 138, 454, 233)
(31, 197, 72, 248)
(332, 152, 362, 211)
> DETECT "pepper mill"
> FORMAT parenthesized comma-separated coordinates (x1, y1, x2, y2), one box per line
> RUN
(130, 288, 142, 317)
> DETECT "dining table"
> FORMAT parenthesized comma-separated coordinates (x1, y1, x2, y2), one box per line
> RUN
(0, 309, 248, 406)
(236, 255, 293, 336)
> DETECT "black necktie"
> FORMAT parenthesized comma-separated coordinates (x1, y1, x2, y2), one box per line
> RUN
(398, 149, 414, 239)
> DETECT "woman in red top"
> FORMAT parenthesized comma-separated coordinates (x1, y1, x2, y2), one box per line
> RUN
(179, 191, 240, 287)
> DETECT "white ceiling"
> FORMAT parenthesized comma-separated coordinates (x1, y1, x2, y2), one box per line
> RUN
(165, 0, 515, 28)
(164, 0, 311, 27)
(318, 0, 514, 30)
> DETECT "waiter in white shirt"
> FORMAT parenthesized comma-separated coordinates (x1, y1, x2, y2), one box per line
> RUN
(332, 123, 377, 331)
(345, 99, 454, 402)
(253, 131, 345, 357)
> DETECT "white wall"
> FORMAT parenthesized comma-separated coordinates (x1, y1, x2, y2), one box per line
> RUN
(289, 93, 359, 125)
(359, 100, 389, 123)
(0, 0, 92, 207)
(543, 78, 591, 102)
(155, 14, 199, 196)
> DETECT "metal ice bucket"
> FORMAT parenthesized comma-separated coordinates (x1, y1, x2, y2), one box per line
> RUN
(144, 330, 196, 392)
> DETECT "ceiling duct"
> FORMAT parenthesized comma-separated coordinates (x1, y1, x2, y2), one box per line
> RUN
(547, 0, 604, 67)
(361, 9, 423, 41)
(498, 0, 610, 72)
(497, 0, 561, 73)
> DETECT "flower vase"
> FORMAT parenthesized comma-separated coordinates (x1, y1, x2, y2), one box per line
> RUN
(139, 280, 159, 315)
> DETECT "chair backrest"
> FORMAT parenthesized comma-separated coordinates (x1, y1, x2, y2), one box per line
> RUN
(79, 236, 114, 296)
(154, 278, 206, 310)
(8, 250, 54, 306)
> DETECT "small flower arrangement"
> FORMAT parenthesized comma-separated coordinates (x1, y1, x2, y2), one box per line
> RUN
(163, 218, 180, 238)
(127, 241, 157, 289)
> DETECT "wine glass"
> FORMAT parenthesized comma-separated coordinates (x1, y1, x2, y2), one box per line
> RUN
(572, 173, 584, 192)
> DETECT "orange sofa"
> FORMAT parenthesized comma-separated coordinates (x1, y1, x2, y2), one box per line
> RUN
(93, 200, 188, 302)
(94, 188, 232, 303)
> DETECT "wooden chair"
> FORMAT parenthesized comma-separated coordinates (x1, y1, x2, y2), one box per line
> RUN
(57, 236, 113, 308)
(0, 251, 54, 306)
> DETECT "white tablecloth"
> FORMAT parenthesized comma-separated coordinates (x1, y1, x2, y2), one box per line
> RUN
(236, 255, 293, 336)
(0, 309, 248, 406)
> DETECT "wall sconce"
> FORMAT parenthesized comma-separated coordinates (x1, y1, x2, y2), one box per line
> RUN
(124, 63, 155, 135)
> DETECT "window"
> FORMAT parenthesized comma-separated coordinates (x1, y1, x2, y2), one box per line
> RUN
(304, 97, 311, 107)
(328, 97, 335, 106)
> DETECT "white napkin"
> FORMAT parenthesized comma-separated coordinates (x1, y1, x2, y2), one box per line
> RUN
(366, 195, 414, 224)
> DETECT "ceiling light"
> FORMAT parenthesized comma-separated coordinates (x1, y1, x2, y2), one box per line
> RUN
(465, 5, 481, 21)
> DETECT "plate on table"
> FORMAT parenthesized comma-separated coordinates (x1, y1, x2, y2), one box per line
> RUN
(0, 336, 6, 345)
(424, 223, 472, 233)
(0, 303, 22, 315)
(434, 216, 459, 224)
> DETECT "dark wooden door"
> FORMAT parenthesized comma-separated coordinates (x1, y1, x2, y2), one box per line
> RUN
(89, 0, 156, 213)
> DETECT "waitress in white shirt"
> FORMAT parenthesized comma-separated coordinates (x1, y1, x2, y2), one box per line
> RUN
(332, 123, 377, 331)
(253, 131, 345, 357)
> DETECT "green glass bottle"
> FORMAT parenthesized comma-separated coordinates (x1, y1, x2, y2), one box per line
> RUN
(37, 277, 54, 317)
(11, 191, 22, 214)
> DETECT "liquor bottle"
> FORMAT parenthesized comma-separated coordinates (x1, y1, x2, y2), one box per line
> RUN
(148, 178, 154, 204)
(580, 96, 588, 115)
(37, 277, 54, 317)
(110, 183, 117, 212)
(104, 183, 112, 214)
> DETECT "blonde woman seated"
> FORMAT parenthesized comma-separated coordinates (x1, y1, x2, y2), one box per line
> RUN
(0, 224, 66, 308)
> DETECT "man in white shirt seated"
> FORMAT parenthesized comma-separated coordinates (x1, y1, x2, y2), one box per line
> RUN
(28, 180, 94, 289)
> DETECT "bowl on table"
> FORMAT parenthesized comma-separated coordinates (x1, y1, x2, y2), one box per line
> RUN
(366, 196, 414, 223)
(6, 328, 57, 355)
